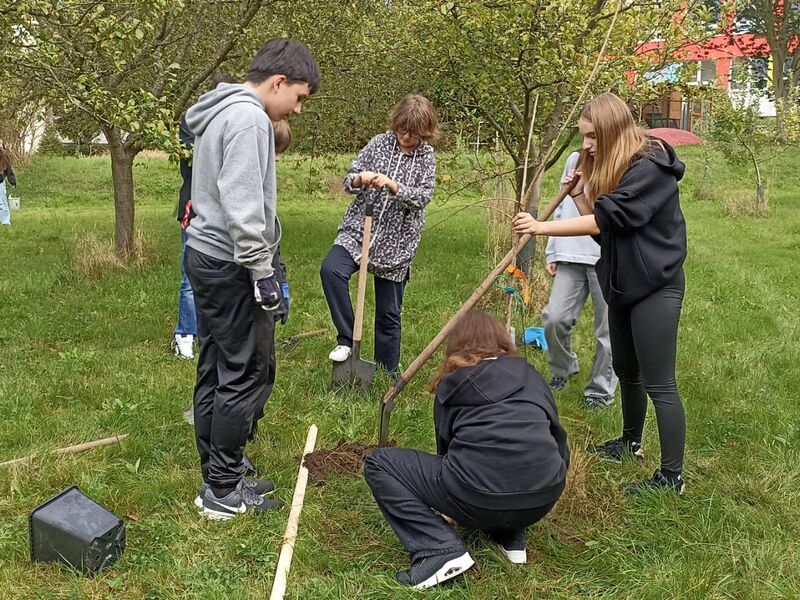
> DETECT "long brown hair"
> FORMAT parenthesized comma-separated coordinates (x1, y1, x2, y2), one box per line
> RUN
(0, 144, 11, 173)
(580, 93, 649, 201)
(430, 310, 516, 392)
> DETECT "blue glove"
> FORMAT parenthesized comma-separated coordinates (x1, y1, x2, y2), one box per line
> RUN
(254, 274, 282, 311)
(275, 282, 290, 324)
(522, 326, 548, 351)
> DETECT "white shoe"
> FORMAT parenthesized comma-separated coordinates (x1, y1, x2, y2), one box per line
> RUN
(328, 345, 352, 362)
(174, 334, 195, 359)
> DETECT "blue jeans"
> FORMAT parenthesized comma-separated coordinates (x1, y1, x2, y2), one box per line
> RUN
(0, 180, 10, 225)
(320, 244, 407, 373)
(175, 229, 198, 336)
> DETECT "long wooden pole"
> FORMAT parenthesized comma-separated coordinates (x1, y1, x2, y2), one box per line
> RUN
(270, 424, 319, 600)
(0, 434, 129, 469)
(378, 183, 573, 445)
(505, 95, 539, 333)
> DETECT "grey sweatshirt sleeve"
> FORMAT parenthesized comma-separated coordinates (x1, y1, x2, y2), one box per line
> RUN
(545, 153, 579, 263)
(217, 125, 274, 279)
(392, 152, 436, 211)
(343, 138, 377, 194)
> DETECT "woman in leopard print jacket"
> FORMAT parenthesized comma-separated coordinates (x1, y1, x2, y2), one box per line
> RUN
(320, 94, 439, 374)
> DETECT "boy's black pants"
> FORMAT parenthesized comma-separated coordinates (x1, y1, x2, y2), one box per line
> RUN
(364, 448, 556, 560)
(320, 244, 406, 373)
(184, 246, 275, 489)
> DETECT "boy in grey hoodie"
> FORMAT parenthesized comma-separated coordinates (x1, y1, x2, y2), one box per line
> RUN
(183, 39, 319, 520)
(542, 151, 617, 409)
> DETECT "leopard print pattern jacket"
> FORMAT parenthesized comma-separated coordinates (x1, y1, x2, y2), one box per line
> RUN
(334, 132, 436, 282)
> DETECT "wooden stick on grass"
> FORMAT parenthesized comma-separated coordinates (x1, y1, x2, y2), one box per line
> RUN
(0, 434, 129, 469)
(270, 424, 319, 600)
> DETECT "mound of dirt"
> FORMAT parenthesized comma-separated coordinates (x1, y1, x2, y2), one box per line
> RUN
(304, 439, 394, 485)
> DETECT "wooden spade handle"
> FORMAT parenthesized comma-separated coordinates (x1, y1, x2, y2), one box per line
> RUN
(353, 203, 373, 344)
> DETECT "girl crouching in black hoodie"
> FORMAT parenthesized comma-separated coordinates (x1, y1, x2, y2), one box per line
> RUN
(364, 310, 569, 590)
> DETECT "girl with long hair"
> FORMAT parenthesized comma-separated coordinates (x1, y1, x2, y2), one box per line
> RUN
(514, 92, 688, 494)
(364, 310, 569, 590)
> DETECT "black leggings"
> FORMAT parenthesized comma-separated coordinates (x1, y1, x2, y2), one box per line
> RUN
(608, 270, 686, 473)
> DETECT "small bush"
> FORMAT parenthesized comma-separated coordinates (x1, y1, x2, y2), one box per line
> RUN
(692, 180, 719, 203)
(36, 129, 69, 157)
(69, 231, 151, 280)
(723, 189, 769, 218)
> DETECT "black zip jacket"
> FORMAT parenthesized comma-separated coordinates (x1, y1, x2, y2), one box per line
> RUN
(435, 355, 569, 510)
(592, 140, 687, 307)
(177, 117, 194, 223)
(0, 167, 16, 187)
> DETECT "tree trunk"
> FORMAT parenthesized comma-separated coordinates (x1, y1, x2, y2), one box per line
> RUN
(106, 130, 136, 259)
(772, 47, 788, 139)
(517, 176, 542, 276)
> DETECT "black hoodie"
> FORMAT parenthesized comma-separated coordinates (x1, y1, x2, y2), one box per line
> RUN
(434, 355, 569, 511)
(592, 140, 687, 307)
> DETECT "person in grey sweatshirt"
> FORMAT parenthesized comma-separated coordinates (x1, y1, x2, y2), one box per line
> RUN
(542, 151, 617, 409)
(183, 38, 319, 520)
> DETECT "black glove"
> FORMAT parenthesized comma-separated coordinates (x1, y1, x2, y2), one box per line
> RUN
(253, 274, 282, 311)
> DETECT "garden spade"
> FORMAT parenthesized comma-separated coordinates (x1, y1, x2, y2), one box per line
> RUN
(332, 200, 376, 391)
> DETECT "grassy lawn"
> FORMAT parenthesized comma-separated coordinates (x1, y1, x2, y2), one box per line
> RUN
(0, 145, 798, 599)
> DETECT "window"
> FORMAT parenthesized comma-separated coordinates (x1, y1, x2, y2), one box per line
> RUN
(699, 60, 716, 85)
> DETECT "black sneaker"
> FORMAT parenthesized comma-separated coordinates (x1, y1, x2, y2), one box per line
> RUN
(488, 528, 527, 564)
(194, 479, 275, 509)
(201, 480, 283, 520)
(396, 551, 474, 590)
(587, 437, 644, 462)
(584, 394, 615, 410)
(549, 374, 575, 391)
(622, 469, 686, 496)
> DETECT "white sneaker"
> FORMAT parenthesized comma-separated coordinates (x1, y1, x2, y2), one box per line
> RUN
(174, 334, 195, 359)
(328, 345, 352, 362)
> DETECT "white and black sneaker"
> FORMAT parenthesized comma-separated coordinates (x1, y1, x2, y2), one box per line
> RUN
(194, 479, 275, 509)
(201, 479, 283, 520)
(489, 528, 527, 564)
(173, 334, 195, 359)
(396, 551, 474, 590)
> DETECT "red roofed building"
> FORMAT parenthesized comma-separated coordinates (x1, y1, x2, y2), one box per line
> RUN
(636, 3, 794, 131)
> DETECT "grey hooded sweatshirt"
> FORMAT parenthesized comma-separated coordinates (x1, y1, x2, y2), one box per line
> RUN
(545, 151, 601, 266)
(185, 83, 279, 279)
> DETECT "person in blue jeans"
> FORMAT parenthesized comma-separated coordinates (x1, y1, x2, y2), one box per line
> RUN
(0, 143, 16, 226)
(173, 74, 237, 360)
